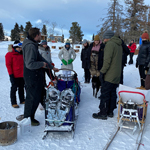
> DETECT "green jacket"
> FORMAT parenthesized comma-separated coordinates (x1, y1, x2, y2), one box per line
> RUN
(100, 35, 122, 84)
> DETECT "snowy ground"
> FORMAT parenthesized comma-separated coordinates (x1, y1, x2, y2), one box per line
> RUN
(0, 41, 150, 150)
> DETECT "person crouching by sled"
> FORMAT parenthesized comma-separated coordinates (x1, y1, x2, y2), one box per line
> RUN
(81, 39, 90, 83)
(5, 40, 25, 108)
(58, 39, 76, 79)
(39, 40, 55, 84)
(92, 30, 122, 120)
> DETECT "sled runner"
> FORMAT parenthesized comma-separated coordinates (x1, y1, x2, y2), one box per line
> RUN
(42, 69, 81, 139)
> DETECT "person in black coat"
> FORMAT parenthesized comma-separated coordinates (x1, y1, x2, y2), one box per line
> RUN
(119, 37, 130, 84)
(81, 39, 90, 83)
(136, 30, 150, 89)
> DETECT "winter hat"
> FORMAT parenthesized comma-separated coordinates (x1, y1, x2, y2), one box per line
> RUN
(94, 35, 100, 41)
(41, 40, 47, 45)
(103, 30, 114, 39)
(65, 39, 70, 45)
(141, 30, 149, 40)
(13, 40, 22, 48)
(82, 39, 88, 44)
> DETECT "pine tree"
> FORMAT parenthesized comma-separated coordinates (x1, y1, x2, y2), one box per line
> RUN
(20, 25, 24, 32)
(92, 34, 94, 41)
(69, 22, 84, 44)
(42, 24, 47, 35)
(11, 29, 15, 41)
(10, 23, 20, 41)
(61, 34, 64, 43)
(24, 21, 32, 38)
(0, 23, 4, 41)
(124, 0, 148, 42)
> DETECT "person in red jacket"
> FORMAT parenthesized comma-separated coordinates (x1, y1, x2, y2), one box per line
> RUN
(5, 40, 25, 108)
(128, 40, 136, 64)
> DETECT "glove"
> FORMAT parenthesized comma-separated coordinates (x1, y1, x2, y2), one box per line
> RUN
(9, 74, 15, 84)
(62, 59, 67, 65)
(99, 72, 104, 85)
(68, 59, 73, 64)
(135, 61, 138, 68)
(51, 63, 55, 67)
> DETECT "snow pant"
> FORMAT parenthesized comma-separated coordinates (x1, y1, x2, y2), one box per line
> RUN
(145, 75, 150, 90)
(139, 65, 146, 87)
(24, 81, 43, 119)
(128, 52, 134, 64)
(120, 65, 124, 84)
(84, 68, 91, 82)
(99, 81, 118, 114)
(43, 69, 54, 86)
(10, 78, 25, 105)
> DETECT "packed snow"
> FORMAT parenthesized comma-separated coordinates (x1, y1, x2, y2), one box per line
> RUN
(0, 41, 150, 150)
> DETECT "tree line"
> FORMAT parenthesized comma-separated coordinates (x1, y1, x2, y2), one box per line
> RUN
(0, 21, 84, 44)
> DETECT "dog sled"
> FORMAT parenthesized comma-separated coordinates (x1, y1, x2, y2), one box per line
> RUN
(42, 69, 81, 139)
(103, 84, 149, 150)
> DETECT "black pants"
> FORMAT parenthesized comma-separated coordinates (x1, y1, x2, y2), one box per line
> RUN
(128, 53, 134, 64)
(120, 66, 124, 84)
(99, 81, 118, 114)
(139, 65, 146, 87)
(24, 81, 43, 119)
(10, 78, 25, 105)
(84, 69, 91, 82)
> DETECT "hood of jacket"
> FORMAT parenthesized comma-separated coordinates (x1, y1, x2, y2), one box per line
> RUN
(22, 38, 38, 50)
(108, 35, 122, 46)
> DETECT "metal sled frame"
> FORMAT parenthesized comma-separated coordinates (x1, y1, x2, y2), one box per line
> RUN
(43, 69, 79, 140)
(117, 91, 148, 130)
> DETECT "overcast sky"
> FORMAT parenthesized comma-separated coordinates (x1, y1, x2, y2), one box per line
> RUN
(0, 0, 150, 40)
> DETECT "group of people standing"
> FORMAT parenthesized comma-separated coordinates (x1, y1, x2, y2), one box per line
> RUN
(5, 27, 150, 125)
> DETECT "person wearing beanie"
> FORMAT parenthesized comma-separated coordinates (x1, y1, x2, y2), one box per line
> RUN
(39, 40, 55, 81)
(58, 39, 76, 79)
(128, 40, 136, 65)
(93, 30, 123, 120)
(5, 40, 25, 108)
(81, 39, 90, 83)
(136, 30, 150, 90)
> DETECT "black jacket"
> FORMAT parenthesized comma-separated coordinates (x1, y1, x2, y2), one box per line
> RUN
(81, 43, 90, 69)
(87, 42, 105, 70)
(121, 39, 130, 66)
(137, 41, 150, 66)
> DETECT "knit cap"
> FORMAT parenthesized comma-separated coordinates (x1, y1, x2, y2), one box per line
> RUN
(82, 39, 88, 44)
(141, 30, 149, 40)
(94, 35, 100, 41)
(65, 39, 70, 45)
(13, 40, 22, 48)
(103, 30, 114, 39)
(41, 40, 47, 45)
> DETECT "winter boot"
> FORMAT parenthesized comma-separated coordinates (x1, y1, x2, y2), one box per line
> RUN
(92, 112, 107, 120)
(107, 112, 114, 118)
(12, 104, 19, 108)
(20, 101, 25, 104)
(31, 119, 40, 126)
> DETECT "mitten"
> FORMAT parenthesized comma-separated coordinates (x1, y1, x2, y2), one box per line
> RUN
(68, 59, 73, 64)
(62, 59, 67, 65)
(9, 74, 15, 84)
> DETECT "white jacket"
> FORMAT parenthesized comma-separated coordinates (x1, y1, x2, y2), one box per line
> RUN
(58, 46, 76, 70)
